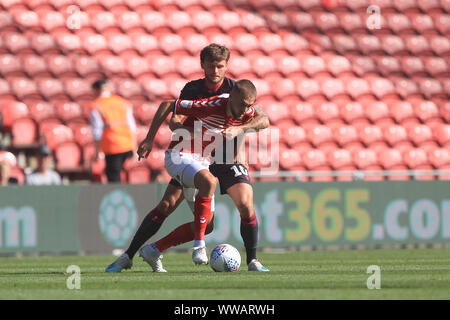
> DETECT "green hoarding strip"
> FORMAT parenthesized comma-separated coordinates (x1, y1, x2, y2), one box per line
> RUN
(0, 181, 449, 255)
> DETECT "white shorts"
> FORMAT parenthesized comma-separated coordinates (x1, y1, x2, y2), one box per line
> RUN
(165, 149, 215, 213)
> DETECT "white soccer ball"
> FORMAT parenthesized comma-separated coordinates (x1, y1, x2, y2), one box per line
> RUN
(210, 244, 241, 272)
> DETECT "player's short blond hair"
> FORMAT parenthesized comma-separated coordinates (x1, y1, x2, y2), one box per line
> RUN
(200, 43, 230, 63)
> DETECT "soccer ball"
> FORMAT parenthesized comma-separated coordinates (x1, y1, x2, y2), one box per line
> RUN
(210, 244, 241, 272)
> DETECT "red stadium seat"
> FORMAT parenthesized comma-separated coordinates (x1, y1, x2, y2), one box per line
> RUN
(415, 77, 444, 99)
(324, 55, 352, 77)
(367, 77, 396, 99)
(408, 124, 435, 146)
(380, 35, 407, 56)
(386, 13, 413, 34)
(11, 117, 37, 147)
(281, 32, 309, 55)
(299, 55, 326, 77)
(291, 101, 317, 126)
(403, 148, 434, 180)
(358, 124, 385, 145)
(345, 78, 371, 99)
(27, 101, 57, 122)
(250, 55, 277, 78)
(280, 149, 302, 170)
(364, 100, 391, 123)
(379, 148, 410, 180)
(327, 148, 354, 169)
(433, 13, 450, 34)
(333, 125, 362, 149)
(417, 0, 442, 12)
(175, 55, 202, 78)
(74, 56, 100, 77)
(37, 78, 65, 100)
(73, 124, 94, 146)
(127, 165, 151, 184)
(393, 0, 420, 12)
(404, 35, 431, 55)
(1, 100, 30, 129)
(183, 33, 209, 56)
(54, 141, 82, 171)
(374, 56, 402, 76)
(190, 10, 217, 31)
(433, 124, 450, 147)
(332, 34, 358, 54)
(45, 54, 74, 76)
(251, 79, 271, 98)
(146, 148, 165, 171)
(400, 57, 425, 77)
(408, 13, 435, 34)
(227, 55, 252, 78)
(116, 79, 143, 99)
(355, 35, 382, 55)
(295, 78, 321, 100)
(0, 54, 22, 75)
(10, 77, 39, 99)
(428, 148, 450, 168)
(106, 33, 133, 54)
(90, 11, 116, 32)
(315, 102, 339, 124)
(22, 54, 49, 77)
(55, 101, 84, 122)
(268, 78, 296, 100)
(383, 124, 414, 153)
(429, 36, 450, 56)
(3, 32, 30, 53)
(390, 101, 415, 123)
(239, 10, 269, 32)
(232, 32, 261, 55)
(116, 11, 141, 31)
(257, 32, 285, 54)
(307, 125, 335, 147)
(351, 56, 377, 76)
(320, 78, 346, 100)
(353, 148, 380, 169)
(148, 55, 176, 78)
(81, 33, 107, 54)
(42, 124, 74, 150)
(130, 33, 159, 55)
(275, 55, 301, 77)
(412, 100, 440, 123)
(339, 102, 365, 124)
(336, 12, 364, 33)
(63, 78, 93, 99)
(140, 77, 169, 98)
(263, 100, 290, 124)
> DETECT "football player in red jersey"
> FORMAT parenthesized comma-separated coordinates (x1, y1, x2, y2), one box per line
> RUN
(136, 80, 260, 268)
(106, 45, 269, 273)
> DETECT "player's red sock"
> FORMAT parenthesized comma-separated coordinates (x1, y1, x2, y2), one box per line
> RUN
(154, 222, 194, 252)
(193, 196, 212, 243)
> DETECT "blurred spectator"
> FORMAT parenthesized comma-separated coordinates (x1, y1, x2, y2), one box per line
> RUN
(89, 79, 136, 183)
(26, 144, 61, 185)
(0, 150, 18, 186)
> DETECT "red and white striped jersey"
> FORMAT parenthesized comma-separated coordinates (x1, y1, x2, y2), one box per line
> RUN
(168, 93, 255, 154)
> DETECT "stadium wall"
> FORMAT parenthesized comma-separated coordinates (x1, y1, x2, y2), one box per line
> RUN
(0, 181, 449, 255)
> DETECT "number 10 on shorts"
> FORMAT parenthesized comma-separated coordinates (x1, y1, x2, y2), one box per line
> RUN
(231, 165, 248, 177)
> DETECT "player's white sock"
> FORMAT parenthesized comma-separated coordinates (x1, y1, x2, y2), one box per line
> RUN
(193, 240, 205, 249)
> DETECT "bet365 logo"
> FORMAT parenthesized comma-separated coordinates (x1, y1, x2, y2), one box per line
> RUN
(98, 190, 138, 247)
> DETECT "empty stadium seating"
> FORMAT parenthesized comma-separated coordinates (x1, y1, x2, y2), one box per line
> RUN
(0, 0, 449, 183)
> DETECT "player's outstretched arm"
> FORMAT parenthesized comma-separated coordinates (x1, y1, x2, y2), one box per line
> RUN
(137, 100, 175, 160)
(169, 114, 194, 135)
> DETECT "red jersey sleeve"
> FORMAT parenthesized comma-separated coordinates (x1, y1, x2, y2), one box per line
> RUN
(174, 94, 229, 118)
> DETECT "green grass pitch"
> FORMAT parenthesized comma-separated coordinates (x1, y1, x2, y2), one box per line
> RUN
(0, 248, 449, 300)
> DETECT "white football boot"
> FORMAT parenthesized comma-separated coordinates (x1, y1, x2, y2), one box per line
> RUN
(139, 244, 167, 272)
(105, 253, 132, 273)
(248, 259, 270, 272)
(192, 247, 208, 265)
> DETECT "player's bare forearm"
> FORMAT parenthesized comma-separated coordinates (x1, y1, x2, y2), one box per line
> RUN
(241, 105, 269, 132)
(169, 114, 194, 135)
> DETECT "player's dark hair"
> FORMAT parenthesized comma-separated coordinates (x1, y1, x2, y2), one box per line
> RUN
(234, 79, 257, 99)
(92, 78, 108, 90)
(200, 43, 230, 63)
